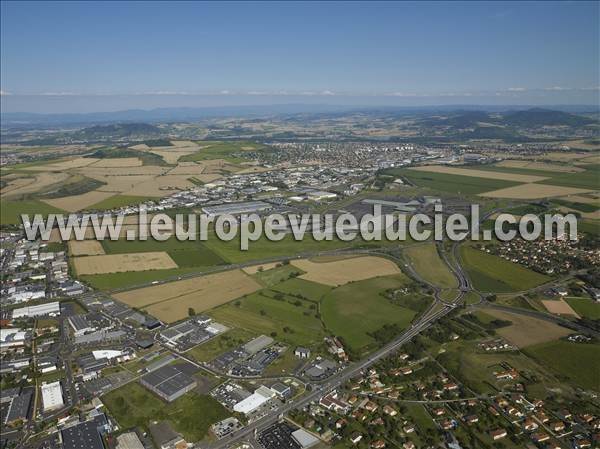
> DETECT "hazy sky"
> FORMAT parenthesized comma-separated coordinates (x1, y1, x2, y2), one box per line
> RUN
(1, 1, 599, 112)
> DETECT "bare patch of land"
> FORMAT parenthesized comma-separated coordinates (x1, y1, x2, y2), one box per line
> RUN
(541, 299, 580, 318)
(115, 270, 261, 322)
(42, 191, 116, 212)
(483, 308, 571, 348)
(496, 159, 584, 173)
(291, 255, 401, 286)
(68, 240, 105, 256)
(73, 251, 177, 275)
(481, 184, 593, 199)
(409, 165, 549, 183)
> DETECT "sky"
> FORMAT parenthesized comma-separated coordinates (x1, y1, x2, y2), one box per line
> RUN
(1, 1, 599, 113)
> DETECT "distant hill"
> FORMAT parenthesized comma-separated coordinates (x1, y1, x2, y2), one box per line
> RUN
(500, 108, 597, 127)
(75, 123, 162, 139)
(422, 111, 496, 128)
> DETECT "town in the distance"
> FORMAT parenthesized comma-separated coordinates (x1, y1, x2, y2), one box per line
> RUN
(1, 106, 599, 449)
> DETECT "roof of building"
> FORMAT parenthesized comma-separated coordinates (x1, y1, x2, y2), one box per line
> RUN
(141, 365, 196, 398)
(291, 429, 319, 449)
(61, 418, 106, 449)
(41, 381, 63, 410)
(116, 432, 145, 449)
(243, 335, 273, 355)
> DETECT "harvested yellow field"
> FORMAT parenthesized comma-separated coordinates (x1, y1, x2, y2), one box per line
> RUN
(42, 191, 115, 212)
(242, 262, 282, 275)
(166, 162, 207, 175)
(541, 152, 590, 162)
(410, 165, 548, 183)
(116, 270, 261, 322)
(495, 159, 584, 173)
(481, 183, 593, 199)
(90, 158, 143, 167)
(169, 140, 198, 147)
(290, 255, 401, 286)
(76, 166, 167, 176)
(26, 157, 99, 171)
(149, 150, 196, 164)
(129, 144, 150, 150)
(123, 174, 196, 197)
(559, 194, 600, 204)
(541, 299, 580, 318)
(73, 251, 177, 275)
(578, 154, 600, 164)
(68, 240, 105, 256)
(483, 308, 571, 348)
(489, 212, 522, 220)
(558, 207, 600, 220)
(1, 172, 70, 198)
(91, 175, 156, 192)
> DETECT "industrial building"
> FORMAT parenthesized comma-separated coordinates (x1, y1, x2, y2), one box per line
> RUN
(41, 381, 64, 412)
(233, 385, 276, 415)
(140, 365, 197, 402)
(12, 301, 60, 319)
(243, 335, 274, 355)
(202, 201, 272, 217)
(61, 414, 108, 449)
(0, 328, 29, 350)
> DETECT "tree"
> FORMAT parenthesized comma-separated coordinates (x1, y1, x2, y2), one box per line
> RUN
(188, 307, 196, 316)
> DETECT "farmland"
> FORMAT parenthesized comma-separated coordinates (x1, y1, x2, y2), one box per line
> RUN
(385, 167, 519, 194)
(564, 297, 600, 319)
(320, 274, 417, 353)
(290, 255, 401, 286)
(114, 269, 261, 323)
(208, 289, 326, 347)
(460, 245, 550, 292)
(437, 339, 567, 396)
(403, 243, 458, 288)
(481, 308, 571, 347)
(73, 251, 178, 275)
(524, 340, 600, 391)
(0, 199, 66, 225)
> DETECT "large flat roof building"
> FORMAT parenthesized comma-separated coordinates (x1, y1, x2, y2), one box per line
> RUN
(12, 302, 60, 319)
(41, 381, 64, 412)
(202, 201, 272, 217)
(140, 365, 196, 402)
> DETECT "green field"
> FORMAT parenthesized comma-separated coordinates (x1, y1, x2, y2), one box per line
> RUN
(102, 382, 230, 441)
(79, 267, 201, 290)
(404, 243, 457, 288)
(564, 297, 600, 319)
(0, 199, 67, 225)
(472, 163, 600, 190)
(204, 232, 404, 263)
(539, 164, 600, 190)
(180, 141, 270, 164)
(208, 290, 326, 347)
(578, 219, 600, 235)
(87, 194, 159, 210)
(101, 236, 206, 253)
(187, 328, 256, 362)
(252, 264, 305, 287)
(167, 247, 226, 268)
(437, 340, 564, 395)
(525, 341, 600, 391)
(383, 168, 520, 194)
(553, 199, 599, 213)
(460, 245, 550, 292)
(320, 275, 417, 353)
(272, 277, 333, 301)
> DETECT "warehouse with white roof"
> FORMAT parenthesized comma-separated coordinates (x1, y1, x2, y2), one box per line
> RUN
(233, 385, 276, 415)
(41, 381, 64, 411)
